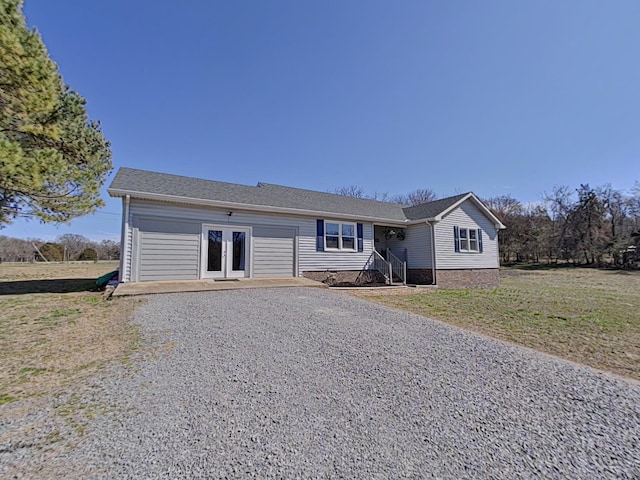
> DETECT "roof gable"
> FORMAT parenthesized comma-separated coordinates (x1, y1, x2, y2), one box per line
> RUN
(424, 192, 506, 229)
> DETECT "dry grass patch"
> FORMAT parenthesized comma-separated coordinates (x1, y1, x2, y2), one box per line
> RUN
(0, 261, 118, 282)
(0, 261, 119, 295)
(350, 268, 640, 380)
(0, 292, 140, 403)
(0, 262, 142, 478)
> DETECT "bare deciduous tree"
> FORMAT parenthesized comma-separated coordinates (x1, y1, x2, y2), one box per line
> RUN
(391, 189, 438, 206)
(333, 186, 438, 205)
(0, 236, 38, 262)
(96, 239, 120, 260)
(332, 186, 367, 198)
(57, 234, 93, 261)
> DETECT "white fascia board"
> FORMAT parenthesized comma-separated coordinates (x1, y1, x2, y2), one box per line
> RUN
(107, 189, 410, 225)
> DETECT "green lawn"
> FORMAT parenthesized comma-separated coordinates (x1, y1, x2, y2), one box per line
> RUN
(352, 267, 640, 380)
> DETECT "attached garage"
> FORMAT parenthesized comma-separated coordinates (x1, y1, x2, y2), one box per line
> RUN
(133, 217, 296, 282)
(136, 218, 200, 282)
(252, 226, 296, 278)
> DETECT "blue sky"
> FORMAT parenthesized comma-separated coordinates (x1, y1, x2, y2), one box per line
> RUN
(4, 0, 639, 241)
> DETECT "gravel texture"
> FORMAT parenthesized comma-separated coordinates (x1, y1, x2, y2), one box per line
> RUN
(50, 288, 640, 477)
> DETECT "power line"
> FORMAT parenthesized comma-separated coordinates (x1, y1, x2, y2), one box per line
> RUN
(94, 211, 121, 216)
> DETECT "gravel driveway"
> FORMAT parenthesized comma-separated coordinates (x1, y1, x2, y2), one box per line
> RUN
(70, 288, 639, 478)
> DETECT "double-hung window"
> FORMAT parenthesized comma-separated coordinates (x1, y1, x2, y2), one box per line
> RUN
(455, 227, 481, 253)
(468, 229, 478, 251)
(325, 221, 356, 251)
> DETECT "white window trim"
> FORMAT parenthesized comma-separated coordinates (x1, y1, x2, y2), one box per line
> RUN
(324, 220, 357, 252)
(458, 227, 479, 253)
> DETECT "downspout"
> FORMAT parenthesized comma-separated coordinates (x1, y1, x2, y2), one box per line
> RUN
(119, 195, 130, 282)
(426, 220, 437, 285)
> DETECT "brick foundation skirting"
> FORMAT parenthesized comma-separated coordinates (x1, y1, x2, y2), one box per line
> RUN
(436, 269, 499, 288)
(406, 269, 434, 285)
(304, 268, 499, 288)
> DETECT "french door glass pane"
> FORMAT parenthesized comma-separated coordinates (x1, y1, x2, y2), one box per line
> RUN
(232, 231, 246, 271)
(207, 230, 223, 271)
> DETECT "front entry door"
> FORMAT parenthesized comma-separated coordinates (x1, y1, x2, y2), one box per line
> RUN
(202, 226, 250, 279)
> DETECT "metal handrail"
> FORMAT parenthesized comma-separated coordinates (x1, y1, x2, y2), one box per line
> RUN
(372, 250, 391, 284)
(357, 250, 402, 285)
(387, 249, 407, 285)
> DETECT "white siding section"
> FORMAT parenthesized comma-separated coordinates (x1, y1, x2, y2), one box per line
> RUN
(253, 227, 295, 278)
(137, 218, 201, 281)
(434, 200, 499, 269)
(386, 223, 433, 269)
(128, 200, 375, 280)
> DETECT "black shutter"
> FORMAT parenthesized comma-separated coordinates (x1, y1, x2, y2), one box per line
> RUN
(357, 223, 363, 252)
(454, 226, 460, 252)
(316, 220, 324, 252)
(478, 229, 483, 253)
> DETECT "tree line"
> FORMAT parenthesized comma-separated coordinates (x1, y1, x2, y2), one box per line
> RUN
(0, 234, 120, 263)
(334, 182, 640, 268)
(485, 183, 640, 267)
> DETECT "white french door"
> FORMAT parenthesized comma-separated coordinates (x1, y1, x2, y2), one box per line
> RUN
(201, 225, 250, 279)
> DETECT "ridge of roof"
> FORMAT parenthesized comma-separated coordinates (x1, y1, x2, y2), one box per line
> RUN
(256, 181, 406, 207)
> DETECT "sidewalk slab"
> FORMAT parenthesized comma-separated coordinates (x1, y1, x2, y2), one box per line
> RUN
(112, 277, 326, 297)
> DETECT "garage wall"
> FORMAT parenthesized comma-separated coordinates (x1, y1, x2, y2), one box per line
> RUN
(136, 218, 201, 281)
(253, 226, 296, 278)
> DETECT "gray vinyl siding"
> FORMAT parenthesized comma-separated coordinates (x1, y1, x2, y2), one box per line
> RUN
(434, 200, 499, 269)
(306, 222, 375, 271)
(127, 199, 376, 281)
(386, 223, 433, 269)
(253, 227, 295, 278)
(137, 218, 201, 281)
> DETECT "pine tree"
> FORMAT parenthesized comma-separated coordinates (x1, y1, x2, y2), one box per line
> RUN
(0, 0, 112, 224)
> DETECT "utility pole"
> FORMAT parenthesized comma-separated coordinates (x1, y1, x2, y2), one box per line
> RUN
(32, 242, 49, 262)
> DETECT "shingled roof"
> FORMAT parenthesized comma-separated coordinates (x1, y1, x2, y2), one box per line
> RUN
(402, 193, 469, 220)
(108, 167, 493, 224)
